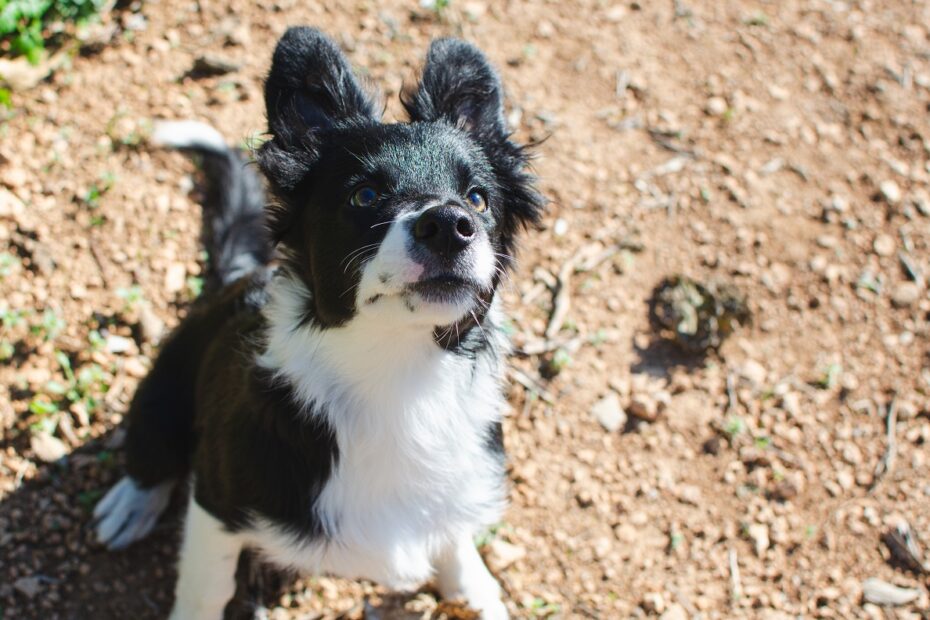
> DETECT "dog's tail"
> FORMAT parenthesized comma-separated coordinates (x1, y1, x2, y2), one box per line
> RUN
(151, 121, 271, 291)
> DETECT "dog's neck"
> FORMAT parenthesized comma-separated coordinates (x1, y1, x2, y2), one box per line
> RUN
(257, 272, 503, 413)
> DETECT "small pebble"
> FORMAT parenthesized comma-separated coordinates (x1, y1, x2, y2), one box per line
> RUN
(861, 578, 918, 606)
(705, 96, 728, 116)
(30, 431, 68, 463)
(590, 393, 626, 432)
(891, 282, 920, 308)
(872, 234, 896, 257)
(879, 180, 902, 205)
(486, 539, 527, 571)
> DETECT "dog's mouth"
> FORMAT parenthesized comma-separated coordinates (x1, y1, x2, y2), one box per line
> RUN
(406, 275, 478, 304)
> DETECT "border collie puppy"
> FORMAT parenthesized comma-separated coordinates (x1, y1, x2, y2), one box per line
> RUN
(93, 26, 542, 619)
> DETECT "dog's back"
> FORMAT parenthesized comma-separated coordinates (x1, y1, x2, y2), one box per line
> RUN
(94, 123, 272, 549)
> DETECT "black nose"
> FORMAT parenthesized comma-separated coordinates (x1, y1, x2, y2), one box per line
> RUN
(413, 205, 476, 257)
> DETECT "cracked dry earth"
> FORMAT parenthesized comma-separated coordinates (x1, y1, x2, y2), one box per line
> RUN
(1, 0, 930, 618)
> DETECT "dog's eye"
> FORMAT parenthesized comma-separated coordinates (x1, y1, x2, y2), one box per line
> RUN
(350, 186, 379, 208)
(466, 189, 487, 213)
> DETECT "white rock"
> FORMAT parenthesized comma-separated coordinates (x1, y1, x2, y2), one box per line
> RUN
(590, 393, 626, 432)
(739, 360, 767, 388)
(861, 578, 919, 606)
(105, 334, 135, 354)
(30, 431, 68, 463)
(0, 187, 25, 218)
(891, 282, 920, 308)
(164, 262, 187, 293)
(706, 96, 728, 116)
(873, 234, 896, 257)
(660, 604, 689, 620)
(486, 539, 526, 571)
(642, 592, 666, 614)
(879, 180, 902, 205)
(747, 523, 770, 556)
(14, 576, 42, 598)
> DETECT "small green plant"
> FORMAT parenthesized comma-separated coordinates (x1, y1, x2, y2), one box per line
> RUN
(28, 397, 58, 416)
(82, 171, 115, 209)
(47, 350, 108, 413)
(421, 0, 451, 15)
(186, 276, 204, 299)
(474, 523, 505, 548)
(0, 252, 19, 277)
(0, 0, 109, 64)
(116, 284, 144, 312)
(0, 307, 25, 329)
(724, 415, 745, 439)
(588, 328, 608, 347)
(525, 597, 560, 617)
(77, 488, 104, 512)
(815, 363, 842, 389)
(87, 329, 104, 351)
(744, 11, 769, 26)
(31, 308, 65, 340)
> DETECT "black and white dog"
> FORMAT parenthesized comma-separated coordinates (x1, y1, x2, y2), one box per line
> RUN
(93, 27, 542, 619)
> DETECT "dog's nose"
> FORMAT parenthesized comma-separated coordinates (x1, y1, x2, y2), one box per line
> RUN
(413, 205, 476, 257)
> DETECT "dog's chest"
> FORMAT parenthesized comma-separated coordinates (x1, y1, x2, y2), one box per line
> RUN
(248, 354, 506, 587)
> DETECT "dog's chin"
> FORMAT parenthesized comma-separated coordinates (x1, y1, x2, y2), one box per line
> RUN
(405, 276, 481, 324)
(357, 274, 482, 328)
(407, 275, 476, 305)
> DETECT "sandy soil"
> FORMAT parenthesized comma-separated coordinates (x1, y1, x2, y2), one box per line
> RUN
(1, 0, 929, 618)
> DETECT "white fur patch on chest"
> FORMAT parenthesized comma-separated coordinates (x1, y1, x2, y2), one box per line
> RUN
(253, 276, 507, 587)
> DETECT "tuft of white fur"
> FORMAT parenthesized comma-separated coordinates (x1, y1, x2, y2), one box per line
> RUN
(254, 272, 508, 589)
(94, 476, 174, 550)
(150, 120, 228, 154)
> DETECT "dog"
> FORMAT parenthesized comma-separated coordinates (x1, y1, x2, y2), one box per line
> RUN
(93, 26, 542, 619)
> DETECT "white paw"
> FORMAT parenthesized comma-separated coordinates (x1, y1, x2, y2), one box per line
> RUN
(94, 476, 174, 549)
(473, 597, 508, 620)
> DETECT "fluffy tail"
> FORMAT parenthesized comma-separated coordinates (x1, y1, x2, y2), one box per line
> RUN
(151, 120, 271, 291)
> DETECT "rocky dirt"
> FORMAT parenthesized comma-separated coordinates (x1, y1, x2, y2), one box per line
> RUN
(1, 0, 929, 618)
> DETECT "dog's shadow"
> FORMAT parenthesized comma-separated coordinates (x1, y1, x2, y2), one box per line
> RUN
(0, 428, 420, 620)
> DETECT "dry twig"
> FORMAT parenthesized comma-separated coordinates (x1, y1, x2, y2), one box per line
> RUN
(870, 398, 898, 490)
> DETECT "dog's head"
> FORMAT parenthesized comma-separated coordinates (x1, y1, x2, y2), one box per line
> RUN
(257, 27, 542, 337)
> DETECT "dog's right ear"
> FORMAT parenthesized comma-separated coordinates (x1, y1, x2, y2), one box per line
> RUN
(258, 27, 378, 194)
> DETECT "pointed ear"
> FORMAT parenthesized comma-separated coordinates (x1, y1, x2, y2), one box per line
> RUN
(258, 27, 379, 193)
(264, 27, 378, 137)
(402, 38, 507, 142)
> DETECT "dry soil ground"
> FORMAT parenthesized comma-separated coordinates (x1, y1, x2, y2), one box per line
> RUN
(1, 0, 929, 618)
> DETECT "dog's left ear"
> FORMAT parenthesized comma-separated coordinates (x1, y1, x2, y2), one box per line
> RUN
(258, 27, 379, 196)
(402, 38, 507, 143)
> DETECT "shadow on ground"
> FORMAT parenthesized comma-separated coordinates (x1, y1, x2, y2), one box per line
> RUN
(0, 427, 301, 620)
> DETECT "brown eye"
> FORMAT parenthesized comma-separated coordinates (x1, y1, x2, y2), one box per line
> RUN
(350, 186, 379, 208)
(466, 189, 487, 213)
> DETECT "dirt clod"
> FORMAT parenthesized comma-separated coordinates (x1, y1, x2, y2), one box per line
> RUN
(649, 275, 750, 353)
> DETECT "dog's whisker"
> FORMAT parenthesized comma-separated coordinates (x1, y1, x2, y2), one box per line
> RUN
(339, 243, 381, 269)
(369, 218, 401, 230)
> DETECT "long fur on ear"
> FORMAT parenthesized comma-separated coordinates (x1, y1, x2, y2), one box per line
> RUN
(403, 38, 544, 262)
(401, 38, 506, 142)
(257, 27, 379, 240)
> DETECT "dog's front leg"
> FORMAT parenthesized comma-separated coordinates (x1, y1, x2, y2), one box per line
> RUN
(435, 534, 508, 620)
(169, 495, 242, 620)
